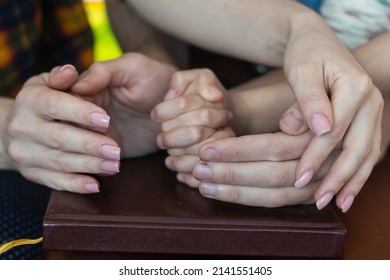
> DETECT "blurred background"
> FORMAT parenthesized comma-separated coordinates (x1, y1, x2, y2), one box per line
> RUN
(82, 0, 122, 61)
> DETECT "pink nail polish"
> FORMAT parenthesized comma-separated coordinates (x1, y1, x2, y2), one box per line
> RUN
(100, 145, 121, 160)
(311, 112, 331, 136)
(59, 64, 76, 73)
(340, 195, 355, 213)
(84, 183, 100, 193)
(101, 160, 120, 173)
(294, 170, 313, 188)
(89, 112, 110, 128)
(316, 192, 334, 210)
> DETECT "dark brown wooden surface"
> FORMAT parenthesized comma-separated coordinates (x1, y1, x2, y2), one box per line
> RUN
(43, 152, 345, 259)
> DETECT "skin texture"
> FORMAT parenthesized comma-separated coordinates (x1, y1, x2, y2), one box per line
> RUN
(0, 54, 176, 193)
(151, 31, 390, 212)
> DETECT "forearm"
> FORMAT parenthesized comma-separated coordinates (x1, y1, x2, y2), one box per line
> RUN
(106, 0, 188, 68)
(0, 97, 14, 169)
(226, 32, 390, 136)
(126, 0, 322, 66)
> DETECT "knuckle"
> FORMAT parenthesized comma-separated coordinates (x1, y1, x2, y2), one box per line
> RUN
(7, 142, 24, 163)
(268, 191, 291, 208)
(225, 186, 241, 204)
(47, 126, 66, 149)
(267, 138, 291, 161)
(220, 168, 236, 185)
(188, 126, 206, 143)
(199, 109, 212, 125)
(267, 166, 290, 187)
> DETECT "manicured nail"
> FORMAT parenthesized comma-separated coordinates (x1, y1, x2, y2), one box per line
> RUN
(84, 183, 100, 193)
(340, 195, 355, 213)
(311, 113, 331, 136)
(101, 160, 120, 173)
(200, 183, 217, 197)
(165, 89, 177, 100)
(316, 192, 334, 210)
(294, 170, 313, 189)
(282, 110, 305, 131)
(100, 145, 121, 160)
(89, 112, 110, 128)
(59, 64, 76, 73)
(200, 147, 219, 161)
(193, 163, 211, 180)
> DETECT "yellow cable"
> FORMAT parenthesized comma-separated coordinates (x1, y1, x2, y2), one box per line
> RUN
(0, 237, 43, 255)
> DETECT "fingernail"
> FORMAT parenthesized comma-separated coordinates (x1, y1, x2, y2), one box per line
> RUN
(100, 145, 121, 160)
(90, 112, 110, 128)
(316, 192, 334, 210)
(294, 170, 313, 189)
(311, 113, 331, 136)
(156, 134, 166, 149)
(165, 89, 177, 100)
(340, 195, 355, 213)
(101, 160, 120, 173)
(200, 183, 217, 197)
(200, 147, 219, 161)
(165, 157, 174, 170)
(193, 163, 211, 180)
(282, 110, 305, 131)
(84, 183, 100, 193)
(60, 64, 76, 73)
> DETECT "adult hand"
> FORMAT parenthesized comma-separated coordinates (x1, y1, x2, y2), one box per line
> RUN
(71, 52, 177, 158)
(194, 131, 341, 208)
(282, 16, 384, 212)
(2, 65, 118, 193)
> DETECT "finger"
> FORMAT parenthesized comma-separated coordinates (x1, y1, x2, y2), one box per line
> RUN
(165, 127, 236, 156)
(151, 94, 223, 123)
(18, 167, 101, 194)
(198, 181, 317, 207)
(166, 68, 225, 102)
(199, 132, 312, 162)
(17, 86, 110, 129)
(193, 160, 298, 188)
(165, 155, 199, 174)
(176, 173, 200, 188)
(49, 64, 79, 91)
(335, 121, 381, 213)
(295, 85, 380, 189)
(195, 70, 225, 102)
(17, 120, 120, 160)
(162, 108, 232, 132)
(157, 126, 216, 149)
(314, 93, 383, 211)
(279, 102, 309, 135)
(12, 142, 120, 175)
(286, 63, 333, 136)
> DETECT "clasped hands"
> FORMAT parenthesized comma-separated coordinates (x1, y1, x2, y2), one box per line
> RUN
(3, 51, 382, 214)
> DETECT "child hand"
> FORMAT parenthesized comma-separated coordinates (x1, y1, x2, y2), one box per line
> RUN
(151, 69, 234, 187)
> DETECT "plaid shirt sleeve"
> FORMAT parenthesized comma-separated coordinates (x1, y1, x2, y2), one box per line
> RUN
(0, 0, 94, 97)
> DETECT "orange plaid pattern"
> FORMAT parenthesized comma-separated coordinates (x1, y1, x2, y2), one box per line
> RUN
(0, 0, 94, 97)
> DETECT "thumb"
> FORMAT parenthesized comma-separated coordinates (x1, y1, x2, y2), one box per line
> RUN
(286, 66, 333, 136)
(279, 102, 309, 135)
(196, 72, 225, 102)
(48, 64, 79, 91)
